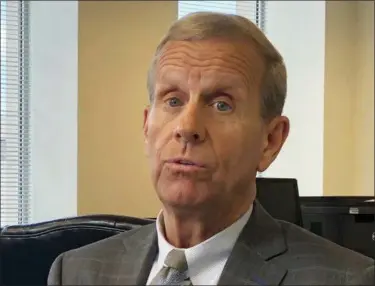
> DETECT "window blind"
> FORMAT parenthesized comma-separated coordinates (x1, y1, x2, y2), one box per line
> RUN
(1, 0, 30, 226)
(178, 0, 267, 31)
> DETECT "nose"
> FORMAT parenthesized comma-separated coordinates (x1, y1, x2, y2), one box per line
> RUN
(174, 104, 206, 145)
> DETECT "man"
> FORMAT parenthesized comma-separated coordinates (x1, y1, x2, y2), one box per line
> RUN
(48, 12, 374, 285)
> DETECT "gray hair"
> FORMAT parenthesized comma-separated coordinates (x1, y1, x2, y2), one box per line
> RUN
(147, 12, 287, 120)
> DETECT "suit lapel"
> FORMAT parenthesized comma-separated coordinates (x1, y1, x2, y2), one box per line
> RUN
(218, 201, 288, 285)
(112, 201, 288, 285)
(116, 223, 158, 285)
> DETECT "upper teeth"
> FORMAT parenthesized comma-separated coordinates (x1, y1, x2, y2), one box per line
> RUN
(180, 160, 193, 165)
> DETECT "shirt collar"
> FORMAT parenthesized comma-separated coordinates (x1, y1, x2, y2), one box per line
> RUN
(155, 204, 253, 284)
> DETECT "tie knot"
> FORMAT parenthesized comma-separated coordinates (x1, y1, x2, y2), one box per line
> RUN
(164, 249, 188, 272)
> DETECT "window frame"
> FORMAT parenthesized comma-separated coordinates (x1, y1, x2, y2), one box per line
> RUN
(1, 0, 31, 226)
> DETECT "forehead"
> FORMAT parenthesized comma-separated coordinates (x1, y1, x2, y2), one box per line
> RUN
(155, 39, 265, 91)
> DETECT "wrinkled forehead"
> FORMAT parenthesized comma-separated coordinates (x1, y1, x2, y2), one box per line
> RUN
(155, 39, 266, 93)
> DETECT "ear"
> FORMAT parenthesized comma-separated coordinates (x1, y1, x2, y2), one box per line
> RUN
(143, 106, 150, 141)
(143, 106, 150, 157)
(257, 116, 290, 172)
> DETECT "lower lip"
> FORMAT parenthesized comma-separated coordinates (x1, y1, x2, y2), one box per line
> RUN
(166, 162, 206, 172)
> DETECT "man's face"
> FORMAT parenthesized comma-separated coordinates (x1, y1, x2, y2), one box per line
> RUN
(144, 39, 287, 210)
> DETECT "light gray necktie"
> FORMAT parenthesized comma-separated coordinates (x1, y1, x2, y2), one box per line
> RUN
(150, 249, 192, 285)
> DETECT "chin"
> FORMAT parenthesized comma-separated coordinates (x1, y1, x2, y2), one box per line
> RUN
(157, 179, 208, 208)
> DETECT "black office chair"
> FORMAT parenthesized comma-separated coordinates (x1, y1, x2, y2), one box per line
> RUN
(256, 177, 303, 226)
(0, 215, 155, 286)
(300, 196, 375, 259)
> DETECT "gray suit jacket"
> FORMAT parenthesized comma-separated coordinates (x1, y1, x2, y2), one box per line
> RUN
(48, 202, 374, 285)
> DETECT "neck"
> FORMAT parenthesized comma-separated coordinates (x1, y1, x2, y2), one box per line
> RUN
(161, 197, 253, 248)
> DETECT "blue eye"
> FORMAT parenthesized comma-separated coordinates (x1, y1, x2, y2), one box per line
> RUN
(213, 101, 232, 112)
(167, 97, 182, 107)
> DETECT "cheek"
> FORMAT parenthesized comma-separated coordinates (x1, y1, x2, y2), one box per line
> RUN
(146, 115, 174, 161)
(213, 122, 263, 173)
(146, 109, 163, 149)
(147, 123, 163, 161)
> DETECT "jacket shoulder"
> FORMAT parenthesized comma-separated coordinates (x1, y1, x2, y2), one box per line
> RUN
(62, 223, 156, 260)
(277, 220, 374, 284)
(47, 223, 156, 285)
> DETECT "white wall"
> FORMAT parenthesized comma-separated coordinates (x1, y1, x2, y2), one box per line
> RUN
(262, 1, 326, 197)
(30, 1, 78, 222)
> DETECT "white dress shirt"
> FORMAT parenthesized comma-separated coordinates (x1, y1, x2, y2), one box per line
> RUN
(146, 204, 253, 285)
